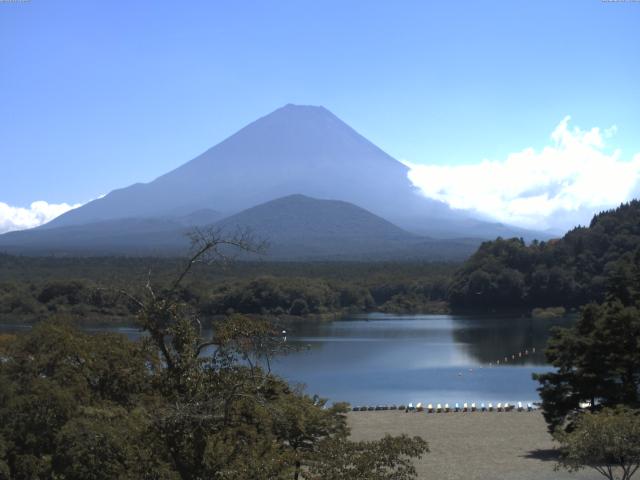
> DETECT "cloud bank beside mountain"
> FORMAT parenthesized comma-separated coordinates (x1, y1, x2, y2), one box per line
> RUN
(3, 114, 639, 237)
(404, 117, 640, 232)
(0, 201, 82, 234)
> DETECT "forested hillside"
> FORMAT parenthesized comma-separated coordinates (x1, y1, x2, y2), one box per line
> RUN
(0, 235, 429, 479)
(449, 201, 640, 310)
(0, 256, 454, 324)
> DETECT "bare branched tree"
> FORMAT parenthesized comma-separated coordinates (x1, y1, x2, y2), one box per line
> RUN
(120, 228, 268, 380)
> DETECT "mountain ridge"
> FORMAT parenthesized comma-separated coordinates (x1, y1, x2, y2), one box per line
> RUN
(0, 194, 479, 260)
(2, 104, 550, 258)
(41, 104, 538, 240)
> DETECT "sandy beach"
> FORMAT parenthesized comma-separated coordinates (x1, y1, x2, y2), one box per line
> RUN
(348, 410, 602, 480)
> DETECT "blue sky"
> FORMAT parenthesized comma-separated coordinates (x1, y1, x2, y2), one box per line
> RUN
(1, 0, 639, 232)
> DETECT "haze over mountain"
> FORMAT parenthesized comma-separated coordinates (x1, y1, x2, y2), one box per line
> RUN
(43, 104, 538, 239)
(0, 104, 546, 258)
(0, 195, 478, 260)
(214, 194, 479, 260)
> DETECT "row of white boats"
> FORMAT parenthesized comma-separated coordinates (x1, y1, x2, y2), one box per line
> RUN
(351, 401, 535, 412)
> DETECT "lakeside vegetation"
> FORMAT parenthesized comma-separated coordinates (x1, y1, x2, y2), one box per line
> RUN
(5, 202, 640, 326)
(0, 234, 429, 479)
(532, 269, 640, 479)
(2, 202, 640, 477)
(0, 256, 455, 325)
(449, 201, 640, 311)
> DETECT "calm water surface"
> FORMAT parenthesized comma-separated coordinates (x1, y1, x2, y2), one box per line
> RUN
(0, 313, 573, 406)
(274, 313, 573, 406)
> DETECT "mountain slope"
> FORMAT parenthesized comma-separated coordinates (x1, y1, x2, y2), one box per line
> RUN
(218, 194, 412, 241)
(210, 194, 479, 260)
(0, 218, 190, 255)
(0, 195, 478, 260)
(216, 194, 416, 259)
(42, 104, 534, 239)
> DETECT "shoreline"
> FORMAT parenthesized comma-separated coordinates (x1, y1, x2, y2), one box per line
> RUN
(348, 410, 600, 480)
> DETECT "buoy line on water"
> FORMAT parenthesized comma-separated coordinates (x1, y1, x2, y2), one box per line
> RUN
(488, 346, 538, 367)
(350, 347, 546, 414)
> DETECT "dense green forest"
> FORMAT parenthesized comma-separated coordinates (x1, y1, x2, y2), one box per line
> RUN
(528, 234, 640, 479)
(449, 201, 640, 310)
(0, 256, 455, 324)
(0, 237, 428, 479)
(3, 206, 640, 478)
(5, 201, 640, 325)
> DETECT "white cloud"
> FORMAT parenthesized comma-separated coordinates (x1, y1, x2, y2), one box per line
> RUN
(0, 201, 82, 234)
(404, 116, 640, 232)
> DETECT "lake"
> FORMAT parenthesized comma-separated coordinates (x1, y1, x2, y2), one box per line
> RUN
(0, 313, 573, 406)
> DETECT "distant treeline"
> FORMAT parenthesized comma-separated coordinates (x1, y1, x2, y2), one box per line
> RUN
(0, 256, 455, 323)
(449, 201, 640, 310)
(7, 200, 639, 322)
